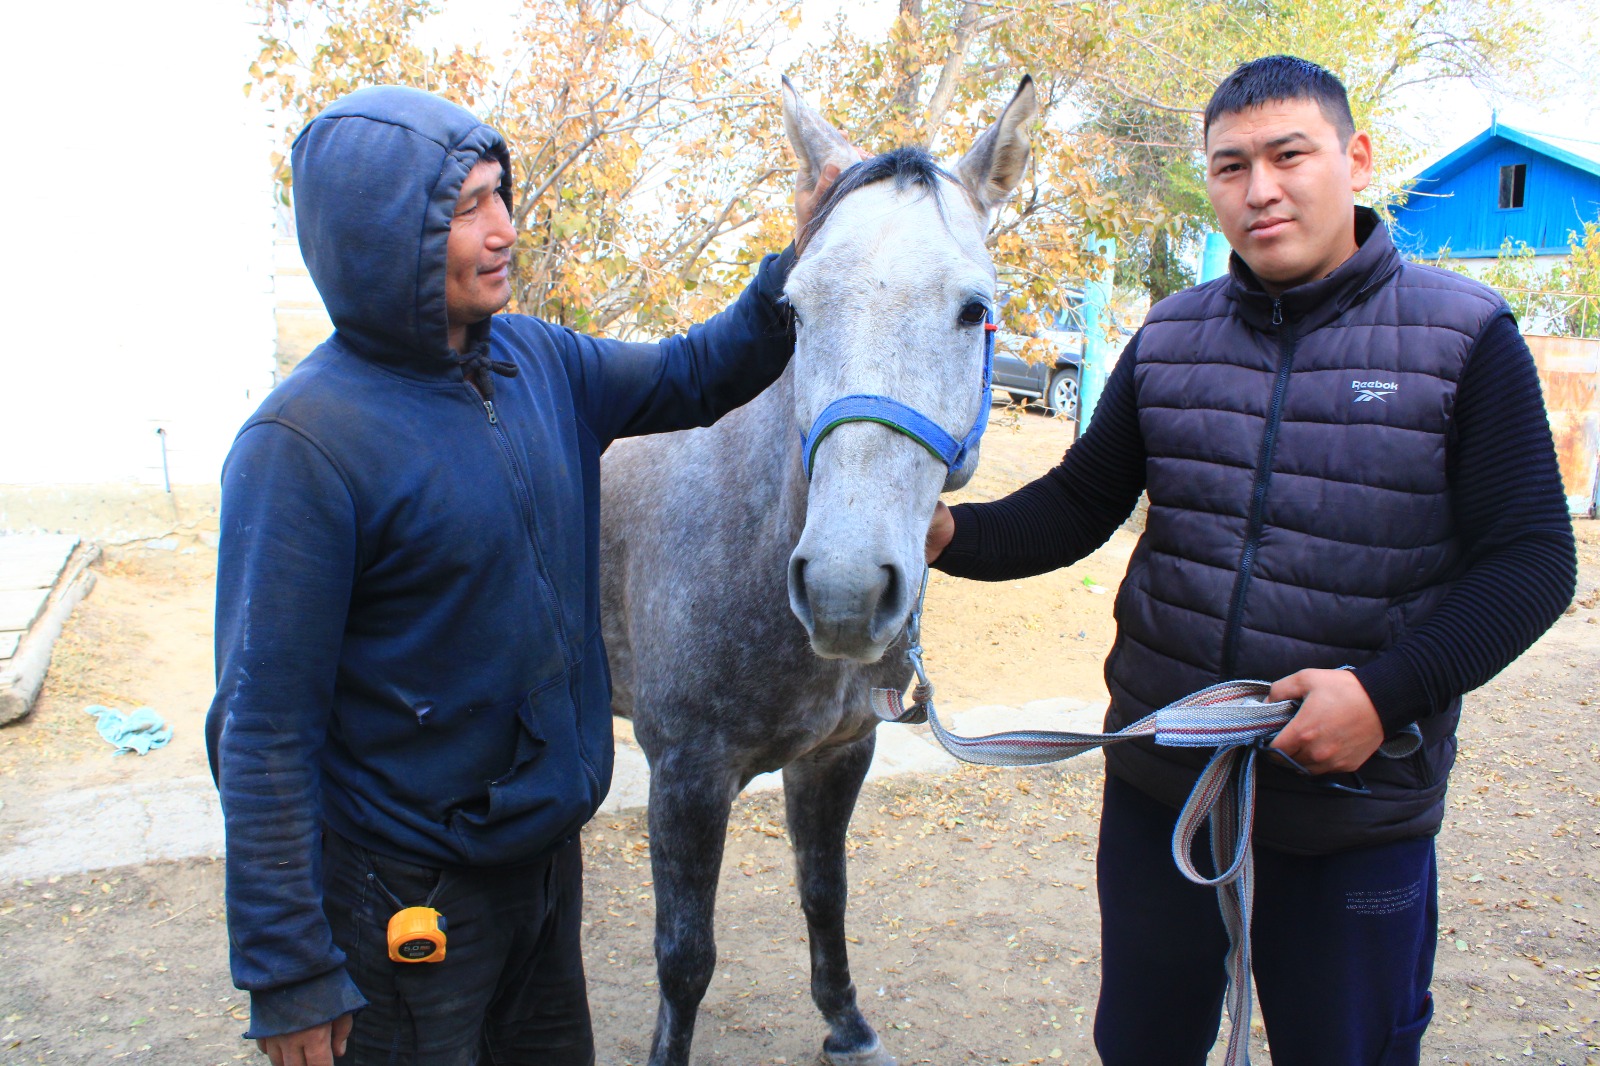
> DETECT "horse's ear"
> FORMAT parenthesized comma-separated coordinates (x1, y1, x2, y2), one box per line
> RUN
(781, 75, 860, 192)
(955, 76, 1039, 212)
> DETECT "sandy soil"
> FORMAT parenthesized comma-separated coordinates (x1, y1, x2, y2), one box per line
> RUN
(1, 408, 1597, 1066)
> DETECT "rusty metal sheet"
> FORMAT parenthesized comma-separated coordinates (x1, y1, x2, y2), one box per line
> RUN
(1527, 335, 1600, 517)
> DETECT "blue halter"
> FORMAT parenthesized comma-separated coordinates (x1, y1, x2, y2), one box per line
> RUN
(800, 310, 997, 487)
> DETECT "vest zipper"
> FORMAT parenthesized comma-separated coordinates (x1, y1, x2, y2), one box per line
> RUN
(1220, 299, 1295, 677)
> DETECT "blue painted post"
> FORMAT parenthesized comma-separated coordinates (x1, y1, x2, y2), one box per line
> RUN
(1078, 234, 1117, 432)
(1201, 231, 1231, 282)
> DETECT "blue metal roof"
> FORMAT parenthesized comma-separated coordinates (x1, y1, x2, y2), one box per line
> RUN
(1414, 121, 1600, 185)
(1390, 120, 1600, 259)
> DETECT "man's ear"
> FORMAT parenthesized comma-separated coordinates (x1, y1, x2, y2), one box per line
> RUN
(1347, 130, 1374, 194)
(781, 76, 861, 192)
(955, 76, 1040, 212)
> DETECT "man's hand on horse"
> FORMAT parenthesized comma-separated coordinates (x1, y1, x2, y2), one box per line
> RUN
(794, 148, 868, 241)
(925, 501, 955, 564)
(1267, 668, 1385, 775)
(257, 1014, 353, 1066)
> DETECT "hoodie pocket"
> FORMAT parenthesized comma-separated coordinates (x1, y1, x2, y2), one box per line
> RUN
(447, 672, 575, 834)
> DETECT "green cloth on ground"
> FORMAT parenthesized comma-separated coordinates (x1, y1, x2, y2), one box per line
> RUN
(84, 705, 172, 755)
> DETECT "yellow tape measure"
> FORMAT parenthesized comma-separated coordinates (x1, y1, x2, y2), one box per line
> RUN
(367, 856, 450, 964)
(387, 906, 447, 963)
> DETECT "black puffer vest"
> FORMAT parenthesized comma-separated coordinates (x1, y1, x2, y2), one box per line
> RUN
(1104, 209, 1506, 854)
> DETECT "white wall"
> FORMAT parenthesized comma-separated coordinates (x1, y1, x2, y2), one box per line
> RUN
(0, 1, 277, 487)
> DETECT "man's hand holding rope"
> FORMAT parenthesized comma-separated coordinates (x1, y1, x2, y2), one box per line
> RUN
(1267, 668, 1386, 775)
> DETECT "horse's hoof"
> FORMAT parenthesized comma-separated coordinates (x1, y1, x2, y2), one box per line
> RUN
(820, 1036, 897, 1066)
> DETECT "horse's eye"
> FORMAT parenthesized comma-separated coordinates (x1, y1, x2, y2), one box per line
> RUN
(958, 301, 988, 326)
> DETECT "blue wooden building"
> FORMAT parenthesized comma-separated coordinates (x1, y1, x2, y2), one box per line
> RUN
(1389, 120, 1600, 261)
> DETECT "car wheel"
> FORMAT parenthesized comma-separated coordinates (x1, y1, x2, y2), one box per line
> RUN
(1047, 367, 1080, 419)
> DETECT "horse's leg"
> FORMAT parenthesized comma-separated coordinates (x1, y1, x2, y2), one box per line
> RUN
(782, 732, 896, 1066)
(645, 749, 736, 1066)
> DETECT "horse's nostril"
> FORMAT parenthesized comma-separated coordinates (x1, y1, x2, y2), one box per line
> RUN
(790, 552, 909, 655)
(869, 563, 908, 643)
(787, 555, 814, 628)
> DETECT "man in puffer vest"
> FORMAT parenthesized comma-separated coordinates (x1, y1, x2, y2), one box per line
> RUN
(927, 56, 1576, 1064)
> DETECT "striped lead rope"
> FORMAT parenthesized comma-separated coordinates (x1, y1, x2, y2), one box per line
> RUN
(870, 570, 1421, 1066)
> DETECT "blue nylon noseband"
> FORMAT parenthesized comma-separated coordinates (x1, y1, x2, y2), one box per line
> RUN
(800, 310, 997, 482)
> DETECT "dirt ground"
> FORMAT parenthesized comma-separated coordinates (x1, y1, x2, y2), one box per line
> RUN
(2, 407, 1598, 1066)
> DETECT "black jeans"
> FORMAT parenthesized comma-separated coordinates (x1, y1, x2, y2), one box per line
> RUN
(1094, 774, 1436, 1066)
(323, 827, 595, 1066)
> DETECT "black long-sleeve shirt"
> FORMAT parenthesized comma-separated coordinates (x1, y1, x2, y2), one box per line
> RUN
(935, 312, 1577, 730)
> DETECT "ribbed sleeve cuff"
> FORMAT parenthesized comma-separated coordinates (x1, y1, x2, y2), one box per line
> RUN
(244, 966, 368, 1040)
(1352, 652, 1433, 734)
(932, 502, 986, 576)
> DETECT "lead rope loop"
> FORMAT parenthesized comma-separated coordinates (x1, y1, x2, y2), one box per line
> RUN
(870, 568, 1422, 1066)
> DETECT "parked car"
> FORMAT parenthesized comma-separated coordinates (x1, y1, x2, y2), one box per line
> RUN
(991, 291, 1131, 419)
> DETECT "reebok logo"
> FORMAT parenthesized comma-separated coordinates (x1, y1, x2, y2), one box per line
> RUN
(1352, 379, 1398, 403)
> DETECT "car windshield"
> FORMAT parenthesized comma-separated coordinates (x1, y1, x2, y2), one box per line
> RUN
(997, 289, 1130, 337)
(996, 290, 1085, 333)
(1046, 303, 1086, 332)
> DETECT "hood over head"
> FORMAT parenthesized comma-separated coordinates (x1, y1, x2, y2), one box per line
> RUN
(291, 85, 514, 370)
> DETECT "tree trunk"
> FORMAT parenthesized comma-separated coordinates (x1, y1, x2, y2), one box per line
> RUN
(892, 0, 924, 116)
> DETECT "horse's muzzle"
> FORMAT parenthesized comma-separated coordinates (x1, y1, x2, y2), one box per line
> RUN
(787, 552, 909, 662)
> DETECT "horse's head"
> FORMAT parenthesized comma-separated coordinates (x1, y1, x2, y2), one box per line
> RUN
(780, 75, 1038, 662)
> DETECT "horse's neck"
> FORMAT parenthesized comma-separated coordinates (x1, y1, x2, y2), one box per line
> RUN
(727, 357, 810, 553)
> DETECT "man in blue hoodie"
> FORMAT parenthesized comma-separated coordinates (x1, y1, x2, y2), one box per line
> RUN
(207, 85, 834, 1065)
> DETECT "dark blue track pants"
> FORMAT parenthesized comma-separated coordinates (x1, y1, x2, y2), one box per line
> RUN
(323, 828, 595, 1066)
(1094, 774, 1436, 1066)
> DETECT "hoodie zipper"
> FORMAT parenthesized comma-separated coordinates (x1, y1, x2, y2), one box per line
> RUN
(1219, 297, 1294, 677)
(472, 388, 601, 796)
(473, 388, 574, 676)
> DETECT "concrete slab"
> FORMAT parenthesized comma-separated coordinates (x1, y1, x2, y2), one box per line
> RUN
(0, 535, 83, 636)
(0, 588, 50, 632)
(0, 547, 100, 725)
(0, 700, 1085, 879)
(0, 561, 79, 592)
(0, 775, 223, 883)
(0, 534, 79, 591)
(869, 720, 962, 776)
(951, 698, 1107, 734)
(946, 698, 1111, 767)
(0, 632, 18, 659)
(600, 743, 652, 813)
(599, 716, 965, 815)
(743, 768, 785, 795)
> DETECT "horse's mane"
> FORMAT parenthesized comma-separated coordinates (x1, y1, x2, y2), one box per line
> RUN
(795, 147, 958, 258)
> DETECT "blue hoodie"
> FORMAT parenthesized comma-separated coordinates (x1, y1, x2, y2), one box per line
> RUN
(206, 86, 795, 1038)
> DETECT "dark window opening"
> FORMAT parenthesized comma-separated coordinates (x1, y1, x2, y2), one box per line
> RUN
(1498, 163, 1526, 210)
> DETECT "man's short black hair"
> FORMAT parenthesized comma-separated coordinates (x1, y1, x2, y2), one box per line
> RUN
(1203, 55, 1356, 148)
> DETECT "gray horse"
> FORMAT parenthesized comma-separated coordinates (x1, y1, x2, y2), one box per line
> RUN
(601, 76, 1039, 1066)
